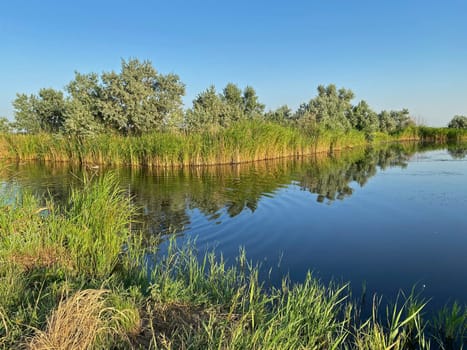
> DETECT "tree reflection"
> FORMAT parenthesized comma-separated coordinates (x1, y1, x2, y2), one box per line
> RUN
(0, 142, 451, 234)
(447, 143, 467, 159)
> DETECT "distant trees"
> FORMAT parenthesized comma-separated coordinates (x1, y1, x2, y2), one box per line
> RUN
(185, 83, 265, 132)
(350, 100, 379, 133)
(13, 89, 67, 133)
(378, 109, 413, 133)
(63, 72, 104, 136)
(98, 59, 184, 135)
(291, 84, 414, 135)
(309, 84, 354, 132)
(448, 115, 467, 129)
(264, 105, 292, 124)
(0, 117, 11, 133)
(13, 59, 185, 136)
(291, 84, 354, 132)
(10, 59, 422, 137)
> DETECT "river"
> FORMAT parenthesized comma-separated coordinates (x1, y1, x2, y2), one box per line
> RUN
(1, 142, 466, 311)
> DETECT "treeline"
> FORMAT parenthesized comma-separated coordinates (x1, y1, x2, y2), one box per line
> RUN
(6, 58, 421, 137)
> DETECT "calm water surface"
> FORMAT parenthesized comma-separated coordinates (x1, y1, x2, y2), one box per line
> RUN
(1, 143, 466, 310)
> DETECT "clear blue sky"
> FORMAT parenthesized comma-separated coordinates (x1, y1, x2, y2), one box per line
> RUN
(1, 0, 466, 126)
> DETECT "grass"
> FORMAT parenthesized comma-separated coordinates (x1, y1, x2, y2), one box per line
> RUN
(0, 173, 465, 349)
(0, 121, 431, 167)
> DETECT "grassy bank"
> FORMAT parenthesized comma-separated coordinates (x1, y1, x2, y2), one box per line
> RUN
(418, 127, 467, 143)
(0, 174, 465, 349)
(0, 121, 428, 167)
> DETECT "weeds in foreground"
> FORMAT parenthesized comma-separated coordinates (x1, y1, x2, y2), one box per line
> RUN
(0, 173, 465, 349)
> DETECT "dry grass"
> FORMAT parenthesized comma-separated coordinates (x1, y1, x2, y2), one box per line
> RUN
(135, 301, 209, 349)
(8, 246, 73, 272)
(28, 289, 135, 350)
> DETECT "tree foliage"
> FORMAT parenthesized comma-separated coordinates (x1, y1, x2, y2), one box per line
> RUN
(99, 59, 185, 135)
(185, 83, 265, 132)
(378, 109, 413, 134)
(13, 89, 67, 133)
(448, 115, 467, 129)
(0, 117, 11, 133)
(294, 84, 354, 132)
(11, 59, 420, 137)
(265, 105, 292, 124)
(12, 59, 185, 136)
(350, 100, 379, 133)
(64, 72, 103, 136)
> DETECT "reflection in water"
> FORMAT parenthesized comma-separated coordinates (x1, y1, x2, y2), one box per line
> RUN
(447, 143, 467, 159)
(1, 142, 421, 233)
(1, 142, 467, 310)
(0, 142, 458, 234)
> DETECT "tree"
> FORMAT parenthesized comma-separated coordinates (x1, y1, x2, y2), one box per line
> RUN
(34, 88, 68, 133)
(378, 110, 397, 133)
(265, 105, 292, 124)
(392, 109, 414, 131)
(185, 86, 227, 132)
(12, 89, 67, 133)
(64, 99, 104, 137)
(223, 83, 243, 107)
(378, 109, 413, 133)
(303, 84, 354, 132)
(185, 83, 266, 132)
(350, 100, 379, 133)
(0, 117, 11, 133)
(448, 115, 467, 129)
(13, 93, 41, 133)
(99, 58, 185, 135)
(64, 72, 103, 136)
(242, 86, 265, 119)
(292, 103, 316, 131)
(222, 83, 245, 123)
(153, 73, 185, 131)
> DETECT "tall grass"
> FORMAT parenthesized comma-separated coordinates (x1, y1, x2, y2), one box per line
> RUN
(418, 126, 467, 143)
(0, 121, 434, 167)
(0, 174, 465, 349)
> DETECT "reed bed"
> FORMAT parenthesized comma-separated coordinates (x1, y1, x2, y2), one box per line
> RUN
(0, 121, 436, 167)
(0, 174, 465, 349)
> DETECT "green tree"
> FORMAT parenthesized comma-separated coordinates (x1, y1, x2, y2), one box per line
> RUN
(222, 83, 245, 123)
(293, 103, 316, 131)
(379, 109, 413, 133)
(392, 108, 414, 131)
(64, 72, 104, 136)
(185, 86, 227, 132)
(350, 100, 379, 133)
(242, 86, 265, 119)
(448, 115, 467, 129)
(12, 93, 41, 133)
(34, 88, 68, 133)
(265, 105, 292, 124)
(12, 89, 67, 133)
(378, 110, 397, 133)
(0, 117, 11, 133)
(186, 83, 266, 132)
(154, 73, 185, 131)
(223, 83, 243, 107)
(64, 99, 104, 137)
(302, 84, 354, 132)
(99, 58, 185, 135)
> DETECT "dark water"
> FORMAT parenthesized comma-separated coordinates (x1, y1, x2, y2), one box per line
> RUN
(1, 143, 467, 310)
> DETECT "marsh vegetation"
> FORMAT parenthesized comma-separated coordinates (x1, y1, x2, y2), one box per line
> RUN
(1, 173, 466, 349)
(1, 59, 465, 166)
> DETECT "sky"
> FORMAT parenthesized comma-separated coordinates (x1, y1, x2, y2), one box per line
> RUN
(0, 0, 466, 126)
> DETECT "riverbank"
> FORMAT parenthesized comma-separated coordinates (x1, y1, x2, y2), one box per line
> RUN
(0, 174, 465, 349)
(0, 121, 437, 167)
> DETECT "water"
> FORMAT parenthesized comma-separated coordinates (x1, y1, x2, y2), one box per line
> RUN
(1, 143, 466, 310)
